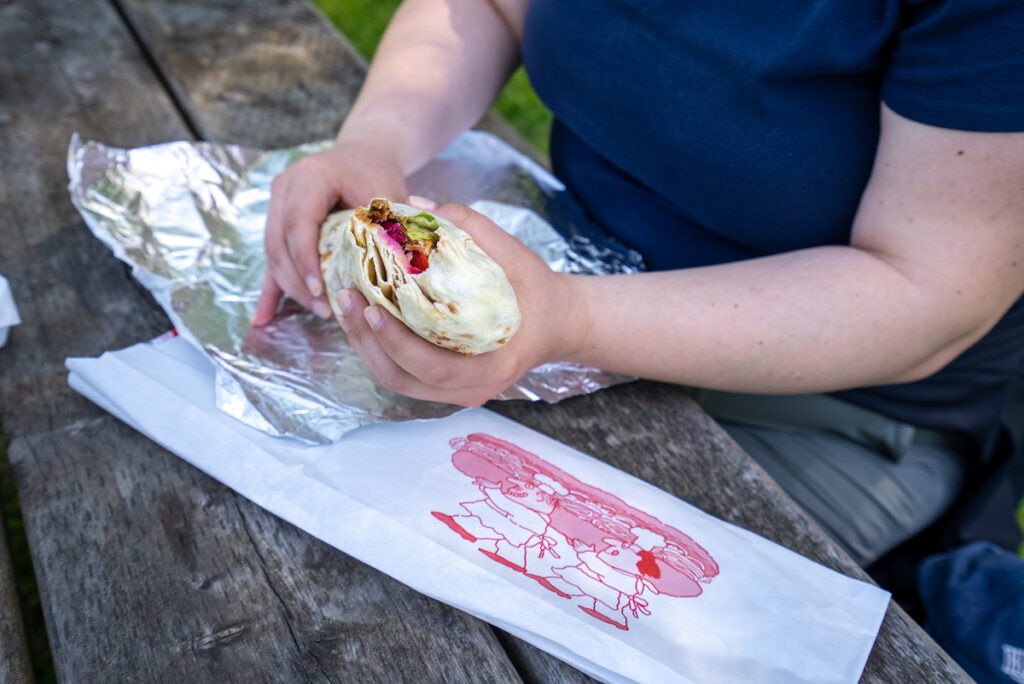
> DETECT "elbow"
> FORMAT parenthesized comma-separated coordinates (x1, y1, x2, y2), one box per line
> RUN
(888, 314, 1000, 384)
(892, 346, 964, 384)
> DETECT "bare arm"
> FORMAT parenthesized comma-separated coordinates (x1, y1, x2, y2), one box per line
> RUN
(254, 0, 528, 324)
(338, 0, 528, 175)
(563, 105, 1024, 393)
(329, 107, 1024, 406)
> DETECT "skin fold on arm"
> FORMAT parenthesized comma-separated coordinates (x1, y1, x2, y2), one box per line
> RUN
(335, 106, 1024, 406)
(272, 1, 1024, 406)
(562, 106, 1024, 394)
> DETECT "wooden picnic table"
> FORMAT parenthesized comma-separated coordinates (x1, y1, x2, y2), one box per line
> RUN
(0, 0, 972, 681)
(0, 508, 33, 684)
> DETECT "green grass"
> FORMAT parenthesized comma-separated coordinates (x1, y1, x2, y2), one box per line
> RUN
(315, 0, 400, 58)
(0, 428, 56, 683)
(2, 12, 1021, 684)
(314, 0, 553, 155)
(1018, 498, 1024, 557)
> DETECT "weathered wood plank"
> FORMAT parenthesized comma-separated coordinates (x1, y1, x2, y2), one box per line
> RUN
(111, 0, 546, 164)
(0, 508, 33, 684)
(11, 422, 523, 683)
(0, 0, 522, 681)
(493, 630, 596, 684)
(493, 382, 972, 682)
(102, 0, 574, 680)
(94, 0, 969, 681)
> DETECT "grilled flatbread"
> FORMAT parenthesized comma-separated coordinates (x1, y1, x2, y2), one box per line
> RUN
(319, 198, 521, 355)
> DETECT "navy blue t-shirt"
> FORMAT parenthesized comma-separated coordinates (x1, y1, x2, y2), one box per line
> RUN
(522, 0, 1024, 449)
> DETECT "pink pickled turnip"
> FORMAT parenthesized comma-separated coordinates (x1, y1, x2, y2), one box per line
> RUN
(381, 220, 405, 244)
(376, 216, 432, 274)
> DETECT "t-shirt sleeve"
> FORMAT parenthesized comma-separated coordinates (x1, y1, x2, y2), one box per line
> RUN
(882, 0, 1024, 132)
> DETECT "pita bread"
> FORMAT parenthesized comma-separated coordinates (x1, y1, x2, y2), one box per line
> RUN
(319, 199, 521, 355)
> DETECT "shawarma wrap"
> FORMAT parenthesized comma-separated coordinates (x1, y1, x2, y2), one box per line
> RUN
(319, 198, 521, 355)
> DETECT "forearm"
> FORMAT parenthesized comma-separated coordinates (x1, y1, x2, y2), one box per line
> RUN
(561, 245, 999, 393)
(337, 0, 521, 174)
(324, 109, 1024, 408)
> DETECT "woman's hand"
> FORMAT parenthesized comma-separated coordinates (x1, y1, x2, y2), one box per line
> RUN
(253, 0, 529, 327)
(252, 141, 408, 326)
(333, 200, 582, 407)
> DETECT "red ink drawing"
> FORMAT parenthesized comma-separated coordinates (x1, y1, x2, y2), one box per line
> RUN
(431, 434, 719, 631)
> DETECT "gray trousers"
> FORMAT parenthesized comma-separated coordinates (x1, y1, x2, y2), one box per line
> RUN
(693, 391, 968, 566)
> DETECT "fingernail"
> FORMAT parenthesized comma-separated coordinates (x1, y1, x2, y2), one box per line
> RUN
(336, 290, 355, 315)
(312, 300, 331, 319)
(305, 275, 323, 298)
(364, 306, 384, 330)
(408, 195, 437, 210)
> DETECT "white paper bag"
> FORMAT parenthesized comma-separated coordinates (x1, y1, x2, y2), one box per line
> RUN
(67, 335, 889, 683)
(0, 275, 21, 348)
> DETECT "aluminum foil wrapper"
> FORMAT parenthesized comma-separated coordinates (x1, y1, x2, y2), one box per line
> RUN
(68, 132, 643, 444)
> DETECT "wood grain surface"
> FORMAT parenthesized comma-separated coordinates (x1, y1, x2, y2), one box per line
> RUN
(0, 0, 520, 681)
(494, 383, 972, 683)
(103, 0, 590, 679)
(0, 509, 33, 684)
(0, 0, 970, 680)
(110, 0, 543, 164)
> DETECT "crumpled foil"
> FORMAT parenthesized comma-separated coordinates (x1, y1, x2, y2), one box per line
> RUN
(68, 131, 643, 444)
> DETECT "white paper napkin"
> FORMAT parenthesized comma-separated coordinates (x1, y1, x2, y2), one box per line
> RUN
(67, 335, 889, 683)
(0, 275, 21, 348)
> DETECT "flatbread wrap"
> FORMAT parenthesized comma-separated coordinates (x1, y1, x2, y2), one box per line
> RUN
(319, 198, 521, 355)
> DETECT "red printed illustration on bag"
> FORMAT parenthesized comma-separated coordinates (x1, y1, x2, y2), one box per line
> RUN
(431, 434, 719, 631)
